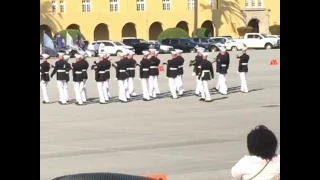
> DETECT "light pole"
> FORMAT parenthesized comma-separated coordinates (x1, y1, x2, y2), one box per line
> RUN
(193, 0, 198, 37)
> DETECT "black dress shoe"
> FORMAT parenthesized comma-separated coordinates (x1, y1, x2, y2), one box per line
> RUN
(83, 101, 87, 104)
(143, 98, 150, 101)
(66, 100, 69, 103)
(199, 98, 205, 101)
(205, 100, 213, 102)
(120, 100, 127, 103)
(75, 102, 83, 106)
(194, 93, 200, 97)
(99, 102, 107, 104)
(42, 101, 50, 104)
(61, 103, 67, 105)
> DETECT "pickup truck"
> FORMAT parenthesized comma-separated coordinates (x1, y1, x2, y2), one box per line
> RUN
(191, 37, 223, 52)
(235, 33, 280, 49)
(122, 38, 160, 54)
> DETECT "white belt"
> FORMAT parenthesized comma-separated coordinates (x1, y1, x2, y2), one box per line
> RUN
(98, 71, 105, 74)
(241, 63, 248, 65)
(82, 69, 87, 71)
(126, 68, 135, 70)
(150, 66, 158, 69)
(221, 64, 227, 67)
(197, 66, 201, 68)
(170, 68, 177, 70)
(44, 72, 49, 74)
(119, 70, 126, 72)
(105, 69, 110, 72)
(201, 70, 211, 77)
(142, 68, 149, 71)
(75, 71, 82, 74)
(66, 72, 69, 74)
(57, 70, 65, 72)
(178, 65, 183, 68)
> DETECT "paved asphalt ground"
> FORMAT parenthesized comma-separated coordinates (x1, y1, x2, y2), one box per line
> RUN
(40, 49, 280, 180)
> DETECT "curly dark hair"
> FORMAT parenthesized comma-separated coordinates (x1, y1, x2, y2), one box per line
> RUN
(247, 125, 278, 160)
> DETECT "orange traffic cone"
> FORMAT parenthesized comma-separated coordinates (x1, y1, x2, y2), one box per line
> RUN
(158, 65, 164, 72)
(143, 174, 168, 180)
(270, 59, 278, 65)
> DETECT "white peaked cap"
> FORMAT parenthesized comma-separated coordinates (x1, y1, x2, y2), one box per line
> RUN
(98, 53, 105, 58)
(197, 47, 205, 52)
(42, 54, 49, 59)
(155, 51, 159, 55)
(104, 53, 110, 58)
(128, 51, 135, 55)
(63, 55, 70, 60)
(219, 47, 226, 52)
(142, 51, 150, 55)
(202, 52, 209, 57)
(175, 49, 183, 53)
(242, 47, 248, 50)
(149, 49, 156, 52)
(171, 51, 177, 55)
(57, 52, 65, 56)
(75, 54, 81, 58)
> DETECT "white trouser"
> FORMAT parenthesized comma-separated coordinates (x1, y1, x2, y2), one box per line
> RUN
(168, 78, 178, 99)
(57, 80, 67, 103)
(80, 79, 87, 102)
(149, 76, 159, 97)
(105, 79, 112, 98)
(124, 78, 131, 99)
(118, 80, 128, 101)
(239, 72, 248, 92)
(200, 80, 212, 101)
(73, 82, 83, 104)
(141, 78, 150, 100)
(97, 81, 109, 103)
(128, 77, 136, 96)
(64, 81, 69, 101)
(218, 74, 228, 95)
(40, 80, 49, 102)
(215, 72, 220, 89)
(195, 76, 202, 95)
(176, 75, 184, 95)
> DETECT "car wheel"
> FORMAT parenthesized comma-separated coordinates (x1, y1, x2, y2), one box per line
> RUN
(210, 46, 217, 52)
(116, 50, 122, 56)
(265, 43, 273, 49)
(231, 46, 238, 51)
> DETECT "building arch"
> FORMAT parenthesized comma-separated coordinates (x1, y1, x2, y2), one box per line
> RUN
(200, 20, 215, 37)
(176, 21, 189, 34)
(149, 22, 163, 40)
(40, 24, 53, 42)
(94, 23, 109, 40)
(66, 24, 80, 31)
(122, 23, 137, 38)
(248, 19, 259, 33)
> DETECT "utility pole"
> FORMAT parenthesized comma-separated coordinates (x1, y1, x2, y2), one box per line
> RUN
(193, 0, 198, 37)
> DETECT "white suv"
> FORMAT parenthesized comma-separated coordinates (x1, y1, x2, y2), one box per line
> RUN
(87, 40, 135, 56)
(211, 37, 245, 51)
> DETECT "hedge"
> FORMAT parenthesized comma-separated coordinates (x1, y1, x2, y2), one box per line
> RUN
(269, 25, 280, 35)
(54, 29, 85, 41)
(237, 26, 253, 36)
(157, 28, 190, 41)
(192, 28, 213, 37)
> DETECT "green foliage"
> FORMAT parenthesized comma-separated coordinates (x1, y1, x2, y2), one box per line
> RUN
(157, 28, 190, 41)
(192, 28, 213, 37)
(237, 26, 253, 36)
(54, 29, 85, 41)
(269, 25, 280, 35)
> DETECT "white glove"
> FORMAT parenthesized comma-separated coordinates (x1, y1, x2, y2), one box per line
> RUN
(139, 78, 141, 80)
(115, 78, 118, 81)
(192, 72, 196, 76)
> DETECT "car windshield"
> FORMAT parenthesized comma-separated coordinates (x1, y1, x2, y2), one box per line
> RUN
(261, 34, 268, 38)
(138, 39, 148, 43)
(187, 39, 196, 44)
(114, 41, 125, 46)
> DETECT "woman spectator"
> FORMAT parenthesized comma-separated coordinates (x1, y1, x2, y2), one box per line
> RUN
(231, 125, 280, 180)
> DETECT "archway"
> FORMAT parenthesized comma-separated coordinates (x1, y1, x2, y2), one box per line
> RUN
(149, 22, 163, 40)
(122, 23, 137, 38)
(40, 24, 52, 42)
(94, 23, 109, 40)
(66, 24, 80, 31)
(248, 19, 259, 33)
(176, 21, 189, 34)
(200, 20, 214, 37)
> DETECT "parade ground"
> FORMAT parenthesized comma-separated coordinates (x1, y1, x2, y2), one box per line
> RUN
(40, 49, 280, 180)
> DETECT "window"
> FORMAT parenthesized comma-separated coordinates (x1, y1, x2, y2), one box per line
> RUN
(136, 0, 145, 11)
(114, 41, 125, 46)
(162, 0, 171, 11)
(208, 0, 214, 9)
(103, 42, 114, 46)
(52, 1, 57, 13)
(245, 0, 249, 7)
(193, 38, 199, 42)
(170, 39, 179, 45)
(257, 0, 263, 7)
(60, 0, 65, 13)
(188, 0, 194, 10)
(161, 39, 169, 44)
(251, 0, 256, 7)
(82, 0, 91, 12)
(110, 0, 119, 12)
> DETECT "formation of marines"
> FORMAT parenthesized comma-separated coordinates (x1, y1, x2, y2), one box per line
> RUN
(40, 47, 250, 105)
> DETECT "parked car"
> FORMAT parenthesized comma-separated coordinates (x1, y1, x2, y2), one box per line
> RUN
(148, 40, 174, 53)
(122, 38, 160, 54)
(191, 37, 223, 52)
(234, 33, 279, 49)
(210, 37, 245, 51)
(161, 38, 198, 53)
(87, 40, 135, 56)
(266, 35, 280, 47)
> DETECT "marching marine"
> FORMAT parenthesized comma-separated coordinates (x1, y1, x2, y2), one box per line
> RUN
(190, 48, 204, 96)
(114, 53, 130, 102)
(63, 55, 71, 103)
(139, 51, 152, 101)
(216, 47, 230, 95)
(163, 51, 179, 99)
(93, 53, 110, 104)
(175, 49, 185, 95)
(103, 53, 112, 99)
(72, 54, 85, 105)
(237, 47, 250, 93)
(126, 51, 137, 96)
(80, 53, 89, 103)
(198, 52, 214, 102)
(148, 49, 161, 98)
(40, 54, 51, 104)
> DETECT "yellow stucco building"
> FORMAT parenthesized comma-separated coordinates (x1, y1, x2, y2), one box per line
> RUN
(40, 0, 279, 42)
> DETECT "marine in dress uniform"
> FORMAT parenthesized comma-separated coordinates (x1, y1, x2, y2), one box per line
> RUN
(216, 47, 230, 95)
(93, 54, 109, 104)
(190, 48, 204, 96)
(80, 54, 89, 103)
(40, 54, 51, 104)
(198, 52, 214, 102)
(163, 51, 179, 99)
(148, 49, 161, 98)
(114, 53, 130, 102)
(63, 55, 71, 103)
(139, 51, 152, 101)
(126, 51, 137, 96)
(175, 49, 185, 95)
(50, 52, 68, 105)
(72, 54, 84, 105)
(102, 53, 112, 99)
(237, 47, 249, 93)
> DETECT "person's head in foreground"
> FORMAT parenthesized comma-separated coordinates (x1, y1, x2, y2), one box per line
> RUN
(231, 125, 280, 180)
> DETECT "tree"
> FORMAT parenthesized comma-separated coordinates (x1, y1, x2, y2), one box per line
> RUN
(157, 28, 190, 41)
(192, 28, 213, 37)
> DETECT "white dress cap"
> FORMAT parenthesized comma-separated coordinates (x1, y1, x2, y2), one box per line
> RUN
(42, 54, 49, 59)
(63, 55, 70, 60)
(142, 51, 150, 55)
(57, 52, 65, 56)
